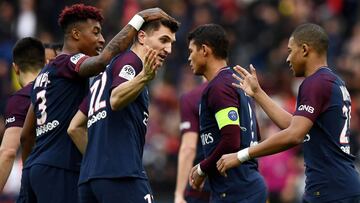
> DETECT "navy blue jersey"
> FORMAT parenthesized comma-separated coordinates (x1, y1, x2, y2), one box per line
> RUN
(25, 53, 89, 171)
(199, 67, 265, 201)
(79, 51, 149, 184)
(4, 83, 32, 128)
(294, 67, 360, 202)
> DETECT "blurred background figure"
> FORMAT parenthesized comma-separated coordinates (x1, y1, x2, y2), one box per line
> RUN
(1, 0, 360, 202)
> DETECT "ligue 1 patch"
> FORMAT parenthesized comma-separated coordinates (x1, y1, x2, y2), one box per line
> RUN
(119, 65, 136, 81)
(228, 110, 238, 121)
(70, 53, 86, 65)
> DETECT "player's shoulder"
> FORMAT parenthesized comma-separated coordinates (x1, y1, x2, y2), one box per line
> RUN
(302, 67, 337, 90)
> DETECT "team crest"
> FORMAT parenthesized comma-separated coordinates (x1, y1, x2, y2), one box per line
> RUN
(228, 110, 238, 121)
(119, 65, 136, 81)
(70, 53, 86, 64)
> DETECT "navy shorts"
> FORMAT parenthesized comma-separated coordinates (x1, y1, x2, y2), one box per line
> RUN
(303, 195, 360, 203)
(17, 164, 79, 203)
(210, 189, 267, 203)
(79, 178, 154, 203)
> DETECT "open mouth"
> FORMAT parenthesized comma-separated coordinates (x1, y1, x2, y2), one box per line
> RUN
(96, 47, 103, 54)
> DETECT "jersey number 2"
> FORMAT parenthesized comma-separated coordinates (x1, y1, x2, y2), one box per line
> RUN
(340, 105, 351, 144)
(89, 73, 107, 116)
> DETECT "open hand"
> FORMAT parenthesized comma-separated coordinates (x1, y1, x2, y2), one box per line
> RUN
(232, 64, 260, 97)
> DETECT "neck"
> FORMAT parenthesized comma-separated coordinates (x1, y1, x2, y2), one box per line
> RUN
(203, 58, 228, 81)
(304, 54, 327, 77)
(19, 71, 39, 87)
(131, 43, 146, 64)
(61, 38, 80, 55)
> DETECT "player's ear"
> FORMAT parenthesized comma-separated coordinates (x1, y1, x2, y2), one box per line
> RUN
(71, 28, 81, 40)
(302, 43, 309, 57)
(137, 30, 146, 45)
(12, 62, 20, 75)
(202, 44, 211, 57)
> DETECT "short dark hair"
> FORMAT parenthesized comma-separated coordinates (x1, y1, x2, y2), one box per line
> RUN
(291, 23, 329, 55)
(141, 18, 180, 34)
(12, 37, 45, 72)
(44, 42, 63, 54)
(188, 24, 229, 59)
(58, 4, 103, 32)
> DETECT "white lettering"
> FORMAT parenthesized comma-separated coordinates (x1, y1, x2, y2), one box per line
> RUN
(298, 104, 314, 114)
(34, 72, 50, 89)
(341, 146, 351, 154)
(200, 132, 214, 145)
(303, 134, 311, 143)
(36, 120, 59, 137)
(340, 86, 351, 102)
(5, 116, 15, 124)
(87, 110, 107, 128)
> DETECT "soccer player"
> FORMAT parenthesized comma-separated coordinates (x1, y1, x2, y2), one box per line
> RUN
(175, 82, 211, 203)
(68, 18, 179, 202)
(0, 37, 45, 192)
(217, 23, 360, 202)
(18, 4, 170, 203)
(187, 24, 266, 202)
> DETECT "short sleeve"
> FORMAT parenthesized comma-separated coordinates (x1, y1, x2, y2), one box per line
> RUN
(179, 94, 199, 135)
(4, 94, 31, 128)
(294, 77, 331, 122)
(56, 53, 89, 79)
(78, 95, 89, 116)
(111, 54, 142, 89)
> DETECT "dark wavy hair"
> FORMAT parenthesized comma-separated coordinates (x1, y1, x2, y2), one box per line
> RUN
(58, 4, 103, 32)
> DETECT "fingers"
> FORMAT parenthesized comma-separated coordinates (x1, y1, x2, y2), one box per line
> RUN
(233, 65, 248, 79)
(232, 73, 242, 83)
(249, 64, 257, 77)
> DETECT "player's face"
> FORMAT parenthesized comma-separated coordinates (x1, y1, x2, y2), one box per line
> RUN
(286, 37, 305, 77)
(77, 19, 105, 56)
(188, 40, 206, 75)
(143, 25, 176, 67)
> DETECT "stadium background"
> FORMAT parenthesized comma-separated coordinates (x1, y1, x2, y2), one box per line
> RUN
(0, 0, 360, 202)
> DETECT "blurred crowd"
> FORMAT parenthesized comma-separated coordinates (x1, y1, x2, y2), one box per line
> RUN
(1, 0, 360, 202)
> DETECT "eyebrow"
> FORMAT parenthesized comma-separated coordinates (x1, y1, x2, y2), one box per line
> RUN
(160, 35, 176, 42)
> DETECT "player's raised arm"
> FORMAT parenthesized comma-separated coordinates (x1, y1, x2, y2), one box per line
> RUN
(78, 8, 171, 77)
(110, 49, 159, 110)
(20, 104, 36, 162)
(232, 64, 292, 129)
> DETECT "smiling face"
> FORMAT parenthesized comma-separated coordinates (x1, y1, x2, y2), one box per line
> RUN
(142, 25, 176, 67)
(77, 19, 105, 56)
(286, 36, 306, 77)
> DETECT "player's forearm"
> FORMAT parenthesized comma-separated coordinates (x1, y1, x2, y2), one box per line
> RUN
(249, 125, 304, 159)
(20, 105, 36, 162)
(175, 146, 196, 197)
(200, 125, 240, 173)
(0, 149, 16, 191)
(68, 127, 88, 155)
(110, 72, 150, 110)
(254, 89, 292, 129)
(79, 25, 137, 77)
(21, 134, 35, 162)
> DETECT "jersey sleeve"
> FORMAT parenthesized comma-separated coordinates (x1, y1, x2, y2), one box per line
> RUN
(208, 82, 240, 129)
(294, 77, 331, 122)
(78, 94, 89, 116)
(4, 94, 31, 128)
(111, 56, 142, 89)
(179, 94, 199, 135)
(57, 53, 90, 79)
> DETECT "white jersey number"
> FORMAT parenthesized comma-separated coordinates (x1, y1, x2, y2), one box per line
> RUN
(339, 104, 351, 144)
(88, 73, 107, 116)
(36, 90, 47, 125)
